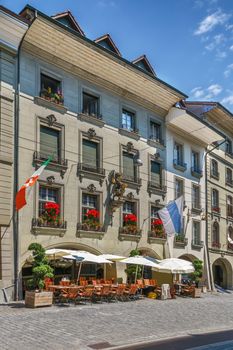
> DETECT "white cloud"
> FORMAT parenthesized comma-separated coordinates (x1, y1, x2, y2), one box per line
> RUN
(194, 10, 231, 35)
(230, 45, 233, 51)
(224, 63, 233, 77)
(207, 84, 222, 96)
(190, 84, 222, 100)
(221, 94, 233, 105)
(226, 24, 233, 31)
(215, 50, 227, 59)
(190, 87, 205, 98)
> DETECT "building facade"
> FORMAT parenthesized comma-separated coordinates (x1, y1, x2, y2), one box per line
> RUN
(0, 5, 227, 299)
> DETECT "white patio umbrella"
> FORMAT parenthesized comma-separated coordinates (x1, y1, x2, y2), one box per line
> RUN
(45, 248, 72, 260)
(99, 254, 126, 261)
(156, 258, 194, 274)
(119, 255, 161, 283)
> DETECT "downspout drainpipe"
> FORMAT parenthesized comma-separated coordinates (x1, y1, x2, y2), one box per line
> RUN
(204, 138, 226, 292)
(13, 11, 37, 301)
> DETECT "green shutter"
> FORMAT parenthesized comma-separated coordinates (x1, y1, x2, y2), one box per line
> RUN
(151, 161, 161, 185)
(123, 152, 135, 181)
(40, 126, 59, 161)
(83, 139, 98, 168)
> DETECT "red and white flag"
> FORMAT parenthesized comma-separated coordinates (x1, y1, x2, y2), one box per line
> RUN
(16, 158, 51, 211)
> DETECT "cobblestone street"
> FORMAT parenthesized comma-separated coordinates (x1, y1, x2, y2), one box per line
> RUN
(0, 293, 233, 350)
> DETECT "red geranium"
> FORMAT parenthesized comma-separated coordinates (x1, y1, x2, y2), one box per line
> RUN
(43, 202, 60, 222)
(123, 213, 137, 225)
(151, 218, 163, 226)
(85, 209, 100, 219)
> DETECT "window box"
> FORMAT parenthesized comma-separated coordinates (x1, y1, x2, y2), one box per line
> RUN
(212, 241, 221, 249)
(33, 151, 68, 178)
(119, 127, 140, 140)
(148, 231, 167, 244)
(118, 226, 142, 242)
(174, 234, 188, 247)
(76, 223, 105, 239)
(212, 207, 221, 214)
(31, 218, 67, 237)
(34, 96, 67, 114)
(191, 167, 203, 178)
(173, 159, 187, 172)
(191, 239, 204, 249)
(78, 112, 105, 127)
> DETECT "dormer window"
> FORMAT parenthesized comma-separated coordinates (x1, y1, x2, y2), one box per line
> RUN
(132, 55, 156, 76)
(94, 34, 121, 56)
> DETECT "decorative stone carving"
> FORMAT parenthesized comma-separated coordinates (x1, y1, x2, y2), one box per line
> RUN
(87, 184, 96, 193)
(46, 114, 57, 126)
(111, 172, 127, 201)
(46, 176, 55, 185)
(127, 192, 134, 200)
(153, 152, 160, 160)
(126, 141, 134, 153)
(87, 128, 96, 139)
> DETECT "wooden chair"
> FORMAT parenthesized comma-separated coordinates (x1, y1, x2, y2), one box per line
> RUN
(116, 284, 126, 301)
(143, 279, 150, 286)
(101, 285, 111, 302)
(124, 284, 138, 301)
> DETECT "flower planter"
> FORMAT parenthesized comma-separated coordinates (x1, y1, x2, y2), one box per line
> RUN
(25, 291, 53, 308)
(193, 288, 202, 298)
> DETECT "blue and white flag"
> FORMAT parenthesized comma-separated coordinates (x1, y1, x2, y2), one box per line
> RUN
(158, 196, 183, 236)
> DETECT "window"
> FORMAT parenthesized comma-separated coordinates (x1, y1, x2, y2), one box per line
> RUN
(193, 221, 201, 245)
(82, 92, 99, 117)
(122, 109, 136, 132)
(226, 139, 232, 155)
(211, 159, 218, 177)
(192, 184, 200, 209)
(82, 139, 99, 171)
(226, 168, 232, 185)
(151, 206, 160, 229)
(212, 189, 219, 211)
(150, 160, 162, 187)
(191, 151, 199, 172)
(212, 221, 220, 246)
(175, 178, 184, 199)
(174, 143, 183, 165)
(39, 185, 59, 217)
(40, 73, 61, 96)
(40, 126, 60, 162)
(82, 193, 98, 222)
(228, 226, 233, 240)
(227, 196, 233, 218)
(122, 201, 137, 224)
(150, 121, 161, 142)
(122, 151, 137, 182)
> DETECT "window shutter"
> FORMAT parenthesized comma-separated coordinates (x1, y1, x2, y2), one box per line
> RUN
(151, 161, 161, 185)
(40, 126, 59, 161)
(123, 153, 135, 181)
(83, 139, 98, 168)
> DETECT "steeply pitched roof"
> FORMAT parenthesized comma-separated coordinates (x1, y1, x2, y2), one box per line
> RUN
(132, 55, 156, 76)
(94, 34, 121, 56)
(51, 11, 84, 36)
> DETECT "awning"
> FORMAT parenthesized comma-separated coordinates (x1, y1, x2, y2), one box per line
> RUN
(166, 107, 224, 145)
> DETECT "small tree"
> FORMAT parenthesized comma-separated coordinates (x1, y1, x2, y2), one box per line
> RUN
(125, 248, 142, 283)
(191, 259, 203, 287)
(26, 243, 54, 291)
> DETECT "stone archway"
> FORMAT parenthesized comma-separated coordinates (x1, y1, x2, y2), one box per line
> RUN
(138, 246, 162, 260)
(212, 258, 233, 289)
(179, 254, 197, 263)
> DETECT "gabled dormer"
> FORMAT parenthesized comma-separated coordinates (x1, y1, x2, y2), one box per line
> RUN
(132, 55, 156, 76)
(94, 34, 121, 56)
(51, 11, 84, 36)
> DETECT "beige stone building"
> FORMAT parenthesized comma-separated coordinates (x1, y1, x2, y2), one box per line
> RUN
(185, 102, 233, 290)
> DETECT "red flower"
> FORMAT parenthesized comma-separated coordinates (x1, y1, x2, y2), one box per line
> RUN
(44, 202, 60, 216)
(152, 218, 163, 226)
(85, 209, 100, 219)
(123, 214, 137, 224)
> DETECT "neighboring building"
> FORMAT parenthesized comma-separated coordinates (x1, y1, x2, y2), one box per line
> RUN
(0, 6, 28, 301)
(185, 101, 233, 290)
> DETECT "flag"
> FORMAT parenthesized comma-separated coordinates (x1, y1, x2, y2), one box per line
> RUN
(16, 158, 51, 211)
(158, 196, 183, 236)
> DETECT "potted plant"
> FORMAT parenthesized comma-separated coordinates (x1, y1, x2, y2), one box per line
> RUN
(151, 218, 165, 238)
(123, 213, 138, 234)
(41, 202, 60, 227)
(83, 209, 100, 231)
(125, 249, 142, 284)
(25, 243, 54, 308)
(190, 259, 203, 297)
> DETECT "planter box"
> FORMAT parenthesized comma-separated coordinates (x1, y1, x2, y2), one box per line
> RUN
(193, 288, 202, 298)
(25, 291, 53, 308)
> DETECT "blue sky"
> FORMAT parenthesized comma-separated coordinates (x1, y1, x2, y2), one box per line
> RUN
(2, 0, 233, 112)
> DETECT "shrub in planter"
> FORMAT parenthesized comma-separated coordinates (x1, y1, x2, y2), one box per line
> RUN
(190, 259, 203, 288)
(125, 249, 142, 283)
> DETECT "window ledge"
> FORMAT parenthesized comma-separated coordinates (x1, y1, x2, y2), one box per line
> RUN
(78, 113, 105, 127)
(76, 227, 105, 240)
(147, 138, 165, 149)
(173, 162, 187, 172)
(191, 207, 202, 214)
(34, 96, 67, 114)
(226, 181, 233, 187)
(33, 152, 68, 178)
(174, 236, 188, 247)
(77, 163, 106, 186)
(122, 177, 142, 193)
(147, 182, 166, 197)
(191, 240, 204, 250)
(191, 169, 203, 178)
(31, 219, 67, 237)
(119, 227, 141, 242)
(118, 128, 140, 140)
(148, 232, 167, 244)
(210, 172, 219, 180)
(226, 152, 233, 159)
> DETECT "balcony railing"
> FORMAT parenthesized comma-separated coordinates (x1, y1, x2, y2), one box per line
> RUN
(174, 234, 188, 247)
(191, 167, 203, 178)
(122, 174, 142, 193)
(173, 159, 187, 172)
(119, 226, 142, 242)
(31, 218, 67, 236)
(77, 163, 105, 176)
(211, 241, 221, 249)
(147, 181, 166, 196)
(33, 151, 68, 178)
(32, 218, 67, 229)
(148, 230, 167, 244)
(76, 222, 105, 239)
(210, 169, 219, 180)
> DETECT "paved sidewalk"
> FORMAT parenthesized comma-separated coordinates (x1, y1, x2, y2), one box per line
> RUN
(0, 293, 233, 350)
